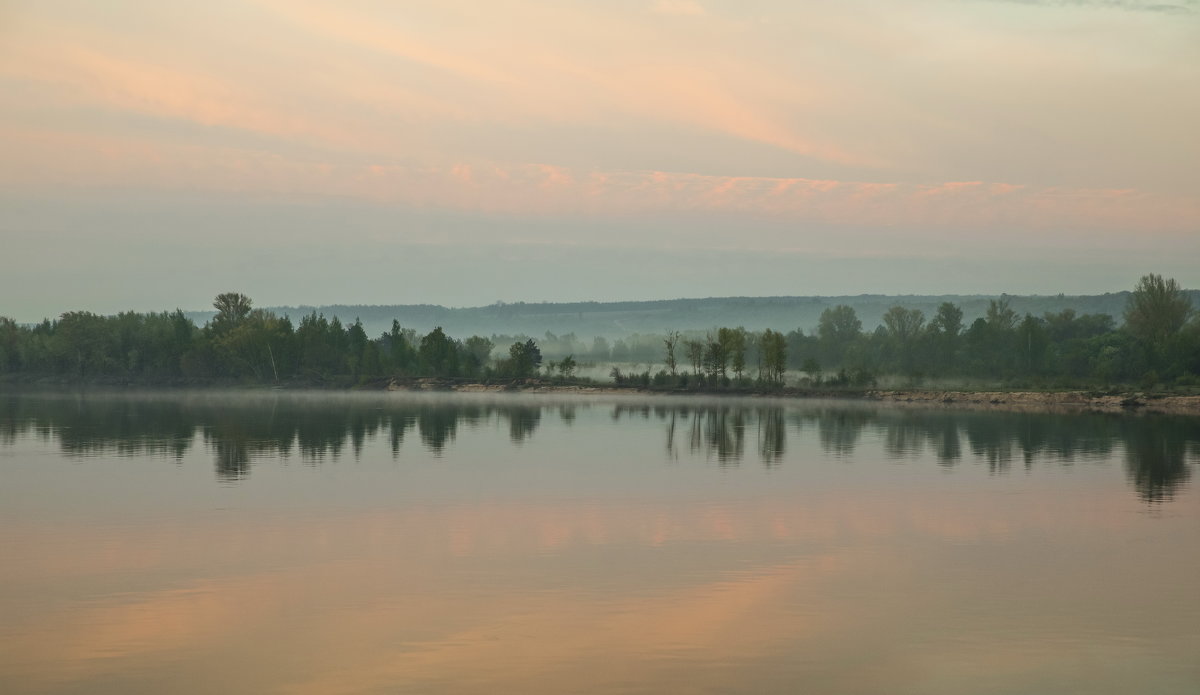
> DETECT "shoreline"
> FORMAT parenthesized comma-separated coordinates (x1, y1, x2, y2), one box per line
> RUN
(384, 378, 1200, 416)
(862, 389, 1200, 416)
(5, 376, 1200, 416)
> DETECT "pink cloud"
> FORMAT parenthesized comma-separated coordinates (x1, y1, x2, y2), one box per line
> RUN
(5, 124, 1194, 238)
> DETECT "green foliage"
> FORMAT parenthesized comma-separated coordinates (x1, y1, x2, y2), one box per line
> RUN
(703, 331, 730, 378)
(0, 316, 20, 373)
(883, 306, 926, 342)
(760, 328, 787, 386)
(384, 320, 417, 373)
(5, 278, 1199, 390)
(986, 297, 1018, 331)
(211, 292, 253, 335)
(214, 309, 291, 381)
(683, 339, 704, 375)
(296, 312, 343, 378)
(931, 302, 964, 337)
(818, 305, 862, 367)
(419, 327, 460, 376)
(504, 339, 542, 378)
(881, 306, 926, 375)
(557, 354, 577, 379)
(724, 327, 747, 378)
(463, 335, 494, 365)
(663, 330, 680, 375)
(819, 305, 862, 345)
(1125, 274, 1193, 373)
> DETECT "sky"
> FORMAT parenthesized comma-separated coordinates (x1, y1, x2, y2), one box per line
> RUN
(2, 0, 1198, 320)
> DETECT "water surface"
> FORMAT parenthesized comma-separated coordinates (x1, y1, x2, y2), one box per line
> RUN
(1, 392, 1198, 694)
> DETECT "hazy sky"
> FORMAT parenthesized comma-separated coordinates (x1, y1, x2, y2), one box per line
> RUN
(2, 0, 1198, 320)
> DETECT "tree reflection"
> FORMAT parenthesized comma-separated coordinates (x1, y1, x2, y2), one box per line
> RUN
(964, 417, 1018, 473)
(213, 437, 251, 481)
(816, 408, 869, 457)
(388, 413, 414, 457)
(757, 407, 786, 466)
(507, 406, 541, 444)
(417, 406, 459, 455)
(665, 409, 678, 459)
(1, 393, 1196, 503)
(1121, 416, 1195, 502)
(0, 394, 195, 459)
(926, 417, 962, 465)
(698, 407, 745, 465)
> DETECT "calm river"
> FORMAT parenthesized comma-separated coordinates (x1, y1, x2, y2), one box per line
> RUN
(1, 391, 1197, 694)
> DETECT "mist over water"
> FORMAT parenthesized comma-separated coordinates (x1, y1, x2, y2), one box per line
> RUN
(2, 392, 1198, 693)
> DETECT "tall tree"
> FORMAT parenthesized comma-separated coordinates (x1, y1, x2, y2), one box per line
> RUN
(663, 330, 680, 375)
(818, 305, 862, 344)
(882, 306, 926, 343)
(507, 339, 542, 378)
(1124, 273, 1192, 346)
(419, 327, 460, 376)
(723, 327, 747, 379)
(384, 320, 416, 372)
(760, 329, 787, 386)
(0, 316, 20, 372)
(817, 305, 862, 367)
(211, 292, 253, 335)
(684, 339, 704, 375)
(929, 302, 964, 373)
(882, 306, 927, 375)
(986, 296, 1019, 331)
(704, 331, 731, 378)
(930, 302, 963, 338)
(346, 318, 369, 376)
(216, 309, 292, 380)
(463, 336, 495, 373)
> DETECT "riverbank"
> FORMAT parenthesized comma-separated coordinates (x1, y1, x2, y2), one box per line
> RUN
(863, 389, 1200, 415)
(6, 375, 1199, 415)
(384, 377, 1200, 415)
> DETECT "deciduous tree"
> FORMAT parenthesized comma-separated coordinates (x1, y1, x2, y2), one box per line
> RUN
(1125, 273, 1192, 346)
(663, 330, 680, 375)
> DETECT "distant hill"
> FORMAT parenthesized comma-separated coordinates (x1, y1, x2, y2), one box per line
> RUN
(184, 290, 1200, 340)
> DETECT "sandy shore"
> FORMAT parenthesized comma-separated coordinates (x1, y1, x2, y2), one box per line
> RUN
(384, 378, 1200, 415)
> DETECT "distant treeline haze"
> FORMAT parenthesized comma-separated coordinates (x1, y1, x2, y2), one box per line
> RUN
(185, 290, 1197, 342)
(1, 275, 1197, 389)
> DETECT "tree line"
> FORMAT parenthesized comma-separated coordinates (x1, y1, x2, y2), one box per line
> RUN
(0, 275, 1195, 389)
(598, 273, 1197, 391)
(775, 273, 1198, 389)
(0, 292, 543, 384)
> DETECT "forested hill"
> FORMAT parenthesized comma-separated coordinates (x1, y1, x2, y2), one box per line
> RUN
(184, 292, 1197, 339)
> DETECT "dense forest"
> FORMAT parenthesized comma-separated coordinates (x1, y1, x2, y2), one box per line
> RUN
(1, 275, 1197, 391)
